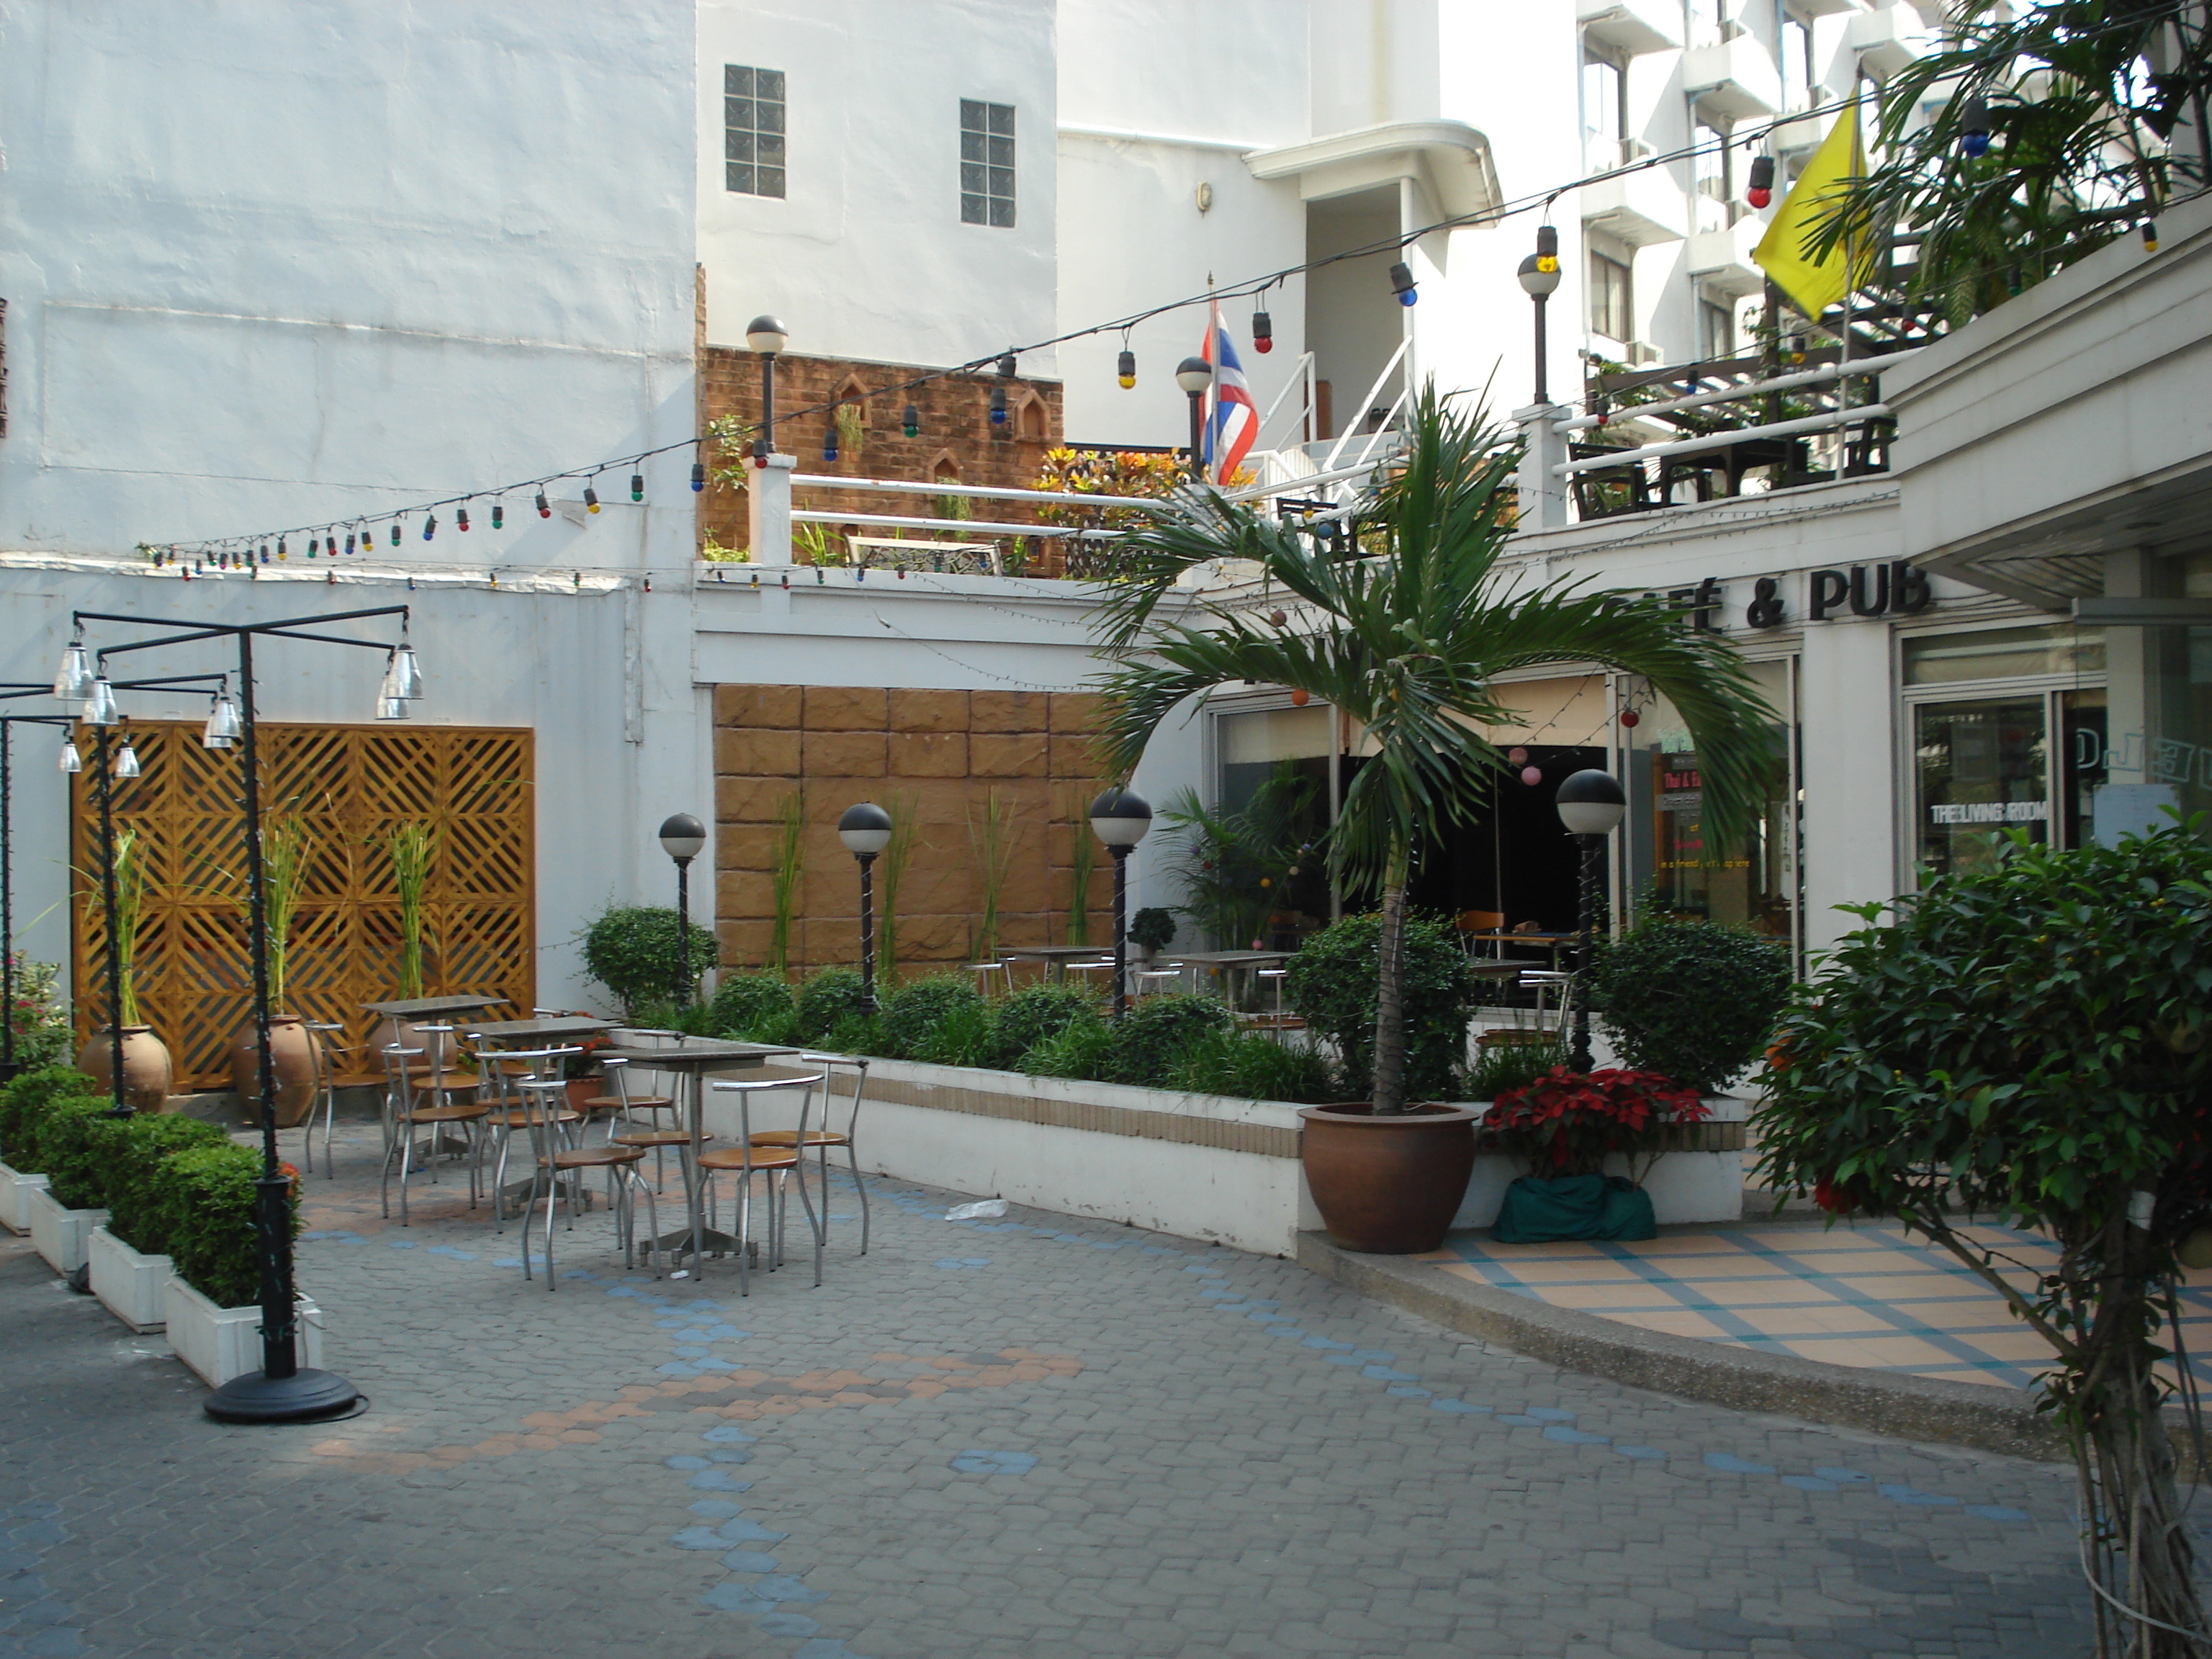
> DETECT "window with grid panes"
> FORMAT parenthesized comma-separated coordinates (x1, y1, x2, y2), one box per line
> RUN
(1700, 298, 1735, 361)
(960, 99, 1015, 226)
(1781, 14, 1814, 111)
(724, 66, 786, 197)
(1582, 48, 1626, 172)
(1588, 250, 1632, 343)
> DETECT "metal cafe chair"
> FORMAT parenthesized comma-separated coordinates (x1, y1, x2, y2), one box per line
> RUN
(605, 1056, 701, 1189)
(515, 1074, 659, 1290)
(379, 1044, 489, 1225)
(699, 1074, 826, 1296)
(475, 1045, 585, 1229)
(743, 1052, 873, 1254)
(300, 1019, 379, 1178)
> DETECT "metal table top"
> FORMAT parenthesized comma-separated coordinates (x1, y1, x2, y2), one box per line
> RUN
(1164, 950, 1293, 966)
(464, 1016, 616, 1043)
(597, 1041, 799, 1071)
(362, 994, 511, 1018)
(999, 945, 1115, 960)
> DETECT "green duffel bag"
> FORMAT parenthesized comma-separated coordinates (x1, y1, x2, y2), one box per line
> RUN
(1491, 1174, 1657, 1244)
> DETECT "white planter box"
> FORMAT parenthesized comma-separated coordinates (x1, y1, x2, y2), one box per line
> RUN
(23, 1184, 107, 1274)
(0, 1161, 50, 1234)
(163, 1277, 325, 1389)
(1450, 1095, 1748, 1229)
(88, 1224, 171, 1332)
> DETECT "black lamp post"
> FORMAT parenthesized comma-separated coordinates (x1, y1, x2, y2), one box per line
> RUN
(1555, 768, 1626, 1072)
(657, 814, 706, 1004)
(747, 315, 788, 460)
(1175, 356, 1214, 480)
(1089, 788, 1153, 1019)
(1516, 225, 1563, 405)
(837, 803, 894, 1013)
(66, 604, 418, 1424)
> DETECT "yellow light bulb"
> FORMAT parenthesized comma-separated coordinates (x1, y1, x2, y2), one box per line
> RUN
(1118, 374, 1135, 389)
(1537, 256, 1558, 274)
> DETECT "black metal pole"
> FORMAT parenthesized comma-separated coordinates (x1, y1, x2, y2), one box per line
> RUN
(857, 853, 877, 1013)
(1533, 293, 1550, 405)
(1111, 845, 1130, 1019)
(675, 855, 692, 1003)
(761, 355, 778, 455)
(93, 724, 128, 1115)
(1185, 392, 1204, 481)
(2, 724, 13, 1081)
(1570, 832, 1601, 1072)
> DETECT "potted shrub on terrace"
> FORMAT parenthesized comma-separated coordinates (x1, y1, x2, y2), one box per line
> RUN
(580, 903, 721, 1022)
(1480, 1067, 1708, 1242)
(1586, 917, 1792, 1099)
(1758, 826, 2212, 1650)
(1126, 907, 1177, 964)
(1093, 389, 1772, 1251)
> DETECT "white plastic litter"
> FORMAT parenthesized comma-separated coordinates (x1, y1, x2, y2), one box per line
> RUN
(945, 1200, 1008, 1220)
(670, 1269, 691, 1279)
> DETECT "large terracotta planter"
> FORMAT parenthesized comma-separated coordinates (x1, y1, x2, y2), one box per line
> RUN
(230, 1015, 322, 1128)
(1296, 1102, 1479, 1254)
(77, 1025, 174, 1112)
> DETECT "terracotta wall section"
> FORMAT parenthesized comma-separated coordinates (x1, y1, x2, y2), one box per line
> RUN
(698, 346, 1064, 558)
(713, 683, 1114, 978)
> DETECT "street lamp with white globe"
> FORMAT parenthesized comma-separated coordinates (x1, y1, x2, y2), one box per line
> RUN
(1555, 768, 1625, 1071)
(837, 802, 894, 1012)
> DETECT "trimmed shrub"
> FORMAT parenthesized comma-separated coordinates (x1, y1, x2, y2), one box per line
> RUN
(104, 1113, 228, 1255)
(1587, 918, 1791, 1095)
(709, 972, 797, 1040)
(155, 1141, 295, 1308)
(579, 904, 721, 1018)
(879, 976, 986, 1061)
(1105, 994, 1235, 1089)
(1168, 1028, 1335, 1103)
(794, 968, 873, 1042)
(1285, 913, 1476, 1102)
(914, 998, 1000, 1068)
(822, 1012, 887, 1057)
(989, 984, 1101, 1067)
(37, 1096, 128, 1210)
(0, 1066, 95, 1169)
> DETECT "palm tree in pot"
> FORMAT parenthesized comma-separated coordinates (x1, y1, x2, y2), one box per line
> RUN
(1092, 389, 1775, 1251)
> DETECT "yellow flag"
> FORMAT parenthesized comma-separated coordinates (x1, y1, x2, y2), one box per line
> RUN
(1753, 103, 1876, 319)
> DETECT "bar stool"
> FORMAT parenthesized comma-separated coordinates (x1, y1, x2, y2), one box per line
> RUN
(698, 1075, 824, 1295)
(379, 1044, 490, 1224)
(745, 1052, 872, 1254)
(605, 1059, 703, 1188)
(1133, 967, 1184, 1001)
(963, 960, 1015, 998)
(516, 1076, 659, 1290)
(1520, 970, 1573, 1033)
(1238, 968, 1305, 1043)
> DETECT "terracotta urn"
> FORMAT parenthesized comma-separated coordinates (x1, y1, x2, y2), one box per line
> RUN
(229, 1015, 323, 1128)
(76, 1025, 174, 1112)
(1296, 1102, 1480, 1254)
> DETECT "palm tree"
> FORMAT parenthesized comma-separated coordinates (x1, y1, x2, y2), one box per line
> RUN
(1091, 388, 1778, 1113)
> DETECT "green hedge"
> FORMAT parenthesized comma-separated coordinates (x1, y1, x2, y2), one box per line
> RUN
(879, 976, 986, 1061)
(156, 1142, 283, 1308)
(106, 1114, 229, 1255)
(0, 1066, 96, 1169)
(36, 1097, 125, 1210)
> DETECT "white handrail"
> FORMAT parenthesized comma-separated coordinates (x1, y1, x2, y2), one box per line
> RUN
(789, 508, 1121, 539)
(1252, 351, 1318, 451)
(1321, 338, 1411, 472)
(1551, 404, 1891, 476)
(1217, 451, 1400, 503)
(1352, 389, 1412, 470)
(788, 473, 1160, 510)
(1555, 351, 1920, 433)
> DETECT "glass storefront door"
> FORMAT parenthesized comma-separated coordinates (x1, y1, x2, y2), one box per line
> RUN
(1912, 699, 2049, 877)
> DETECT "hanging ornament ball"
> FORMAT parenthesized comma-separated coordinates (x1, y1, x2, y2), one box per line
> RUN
(1619, 709, 1641, 729)
(1520, 765, 1543, 787)
(1508, 747, 1529, 765)
(2182, 1227, 2212, 1271)
(1290, 688, 1310, 706)
(1259, 877, 1272, 889)
(1269, 609, 1287, 626)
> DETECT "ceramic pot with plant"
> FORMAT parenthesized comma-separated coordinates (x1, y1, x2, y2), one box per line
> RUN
(1480, 1066, 1709, 1243)
(1094, 392, 1774, 1254)
(225, 819, 321, 1127)
(1126, 907, 1176, 966)
(76, 829, 174, 1112)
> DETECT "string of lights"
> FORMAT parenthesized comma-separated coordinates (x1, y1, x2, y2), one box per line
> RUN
(149, 69, 2099, 572)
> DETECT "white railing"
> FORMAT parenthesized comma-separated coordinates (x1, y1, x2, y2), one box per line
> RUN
(1321, 338, 1411, 472)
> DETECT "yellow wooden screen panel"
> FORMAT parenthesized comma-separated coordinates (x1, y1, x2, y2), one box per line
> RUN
(71, 721, 534, 1092)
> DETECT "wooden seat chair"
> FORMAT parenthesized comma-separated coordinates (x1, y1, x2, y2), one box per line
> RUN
(745, 1053, 872, 1254)
(379, 1043, 490, 1224)
(699, 1074, 826, 1295)
(513, 1076, 659, 1290)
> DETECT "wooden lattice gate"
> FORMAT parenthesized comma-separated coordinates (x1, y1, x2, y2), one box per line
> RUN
(70, 721, 534, 1091)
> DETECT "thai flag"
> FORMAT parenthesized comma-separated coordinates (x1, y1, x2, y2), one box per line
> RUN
(1201, 302, 1258, 485)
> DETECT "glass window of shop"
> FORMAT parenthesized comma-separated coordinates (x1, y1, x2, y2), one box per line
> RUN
(1623, 657, 1797, 948)
(2093, 549, 2212, 844)
(1901, 622, 2106, 878)
(1208, 704, 1336, 945)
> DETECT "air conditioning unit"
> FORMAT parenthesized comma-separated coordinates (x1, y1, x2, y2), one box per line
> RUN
(1627, 340, 1664, 367)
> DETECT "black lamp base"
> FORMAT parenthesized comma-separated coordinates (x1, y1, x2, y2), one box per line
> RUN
(204, 1367, 361, 1424)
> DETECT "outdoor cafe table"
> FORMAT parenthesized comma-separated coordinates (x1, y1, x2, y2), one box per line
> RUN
(462, 1015, 616, 1046)
(998, 945, 1113, 982)
(596, 1040, 801, 1274)
(362, 994, 511, 1020)
(1161, 948, 1292, 1000)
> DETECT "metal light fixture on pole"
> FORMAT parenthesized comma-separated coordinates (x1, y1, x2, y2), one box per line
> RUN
(1089, 788, 1153, 1019)
(1516, 225, 1563, 405)
(1175, 356, 1214, 481)
(68, 604, 418, 1425)
(1555, 768, 1626, 1072)
(837, 803, 894, 1012)
(747, 315, 788, 460)
(657, 814, 707, 1004)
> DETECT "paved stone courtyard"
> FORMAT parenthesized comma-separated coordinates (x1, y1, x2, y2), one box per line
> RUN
(1, 1121, 2117, 1658)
